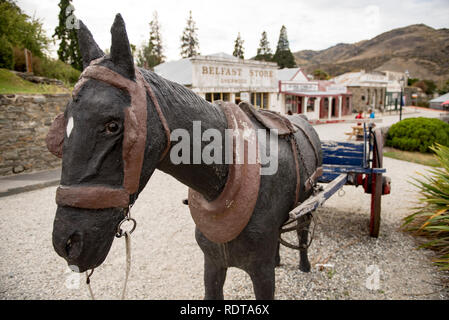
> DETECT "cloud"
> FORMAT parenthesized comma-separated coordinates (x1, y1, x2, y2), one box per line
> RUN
(16, 0, 449, 62)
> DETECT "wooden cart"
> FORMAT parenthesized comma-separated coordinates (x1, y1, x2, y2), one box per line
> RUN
(289, 121, 391, 237)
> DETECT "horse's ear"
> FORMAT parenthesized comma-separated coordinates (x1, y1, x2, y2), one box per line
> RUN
(77, 20, 105, 70)
(110, 13, 135, 80)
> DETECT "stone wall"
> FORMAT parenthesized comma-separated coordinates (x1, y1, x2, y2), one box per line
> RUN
(0, 94, 71, 176)
(349, 86, 386, 112)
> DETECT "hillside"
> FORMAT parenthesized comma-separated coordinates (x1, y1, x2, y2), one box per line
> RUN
(294, 24, 449, 84)
(0, 69, 70, 94)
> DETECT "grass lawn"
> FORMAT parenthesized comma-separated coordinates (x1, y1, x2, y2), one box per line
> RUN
(0, 68, 70, 94)
(384, 147, 441, 167)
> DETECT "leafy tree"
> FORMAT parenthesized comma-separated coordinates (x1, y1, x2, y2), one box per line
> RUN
(413, 79, 437, 95)
(438, 79, 449, 95)
(0, 35, 13, 68)
(254, 31, 272, 62)
(137, 11, 165, 70)
(408, 78, 419, 86)
(422, 79, 437, 95)
(232, 33, 244, 59)
(313, 69, 330, 80)
(53, 0, 82, 71)
(272, 25, 296, 69)
(180, 11, 200, 58)
(0, 0, 49, 59)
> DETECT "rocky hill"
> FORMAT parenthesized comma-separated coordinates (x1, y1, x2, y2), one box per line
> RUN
(294, 24, 449, 84)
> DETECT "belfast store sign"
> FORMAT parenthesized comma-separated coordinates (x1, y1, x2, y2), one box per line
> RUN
(192, 60, 278, 90)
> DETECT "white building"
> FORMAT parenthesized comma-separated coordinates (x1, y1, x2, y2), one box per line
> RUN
(155, 53, 360, 120)
(154, 53, 281, 112)
(278, 68, 352, 119)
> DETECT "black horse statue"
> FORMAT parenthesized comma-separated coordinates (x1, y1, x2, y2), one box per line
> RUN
(48, 14, 322, 300)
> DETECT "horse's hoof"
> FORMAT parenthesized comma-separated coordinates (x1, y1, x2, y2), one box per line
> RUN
(299, 262, 311, 273)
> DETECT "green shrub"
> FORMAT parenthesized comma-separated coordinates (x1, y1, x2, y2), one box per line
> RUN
(386, 118, 449, 153)
(403, 144, 449, 270)
(0, 36, 14, 69)
(36, 58, 81, 85)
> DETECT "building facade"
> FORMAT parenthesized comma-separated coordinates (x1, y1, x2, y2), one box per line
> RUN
(332, 70, 388, 113)
(154, 53, 281, 112)
(155, 54, 355, 120)
(279, 68, 352, 120)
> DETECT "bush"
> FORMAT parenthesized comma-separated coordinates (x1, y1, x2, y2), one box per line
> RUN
(403, 144, 449, 270)
(36, 58, 81, 85)
(386, 118, 449, 153)
(0, 36, 14, 69)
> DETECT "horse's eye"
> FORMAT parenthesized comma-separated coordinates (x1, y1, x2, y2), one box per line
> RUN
(106, 121, 120, 134)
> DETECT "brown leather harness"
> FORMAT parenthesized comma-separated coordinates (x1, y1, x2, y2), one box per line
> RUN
(46, 63, 320, 244)
(47, 62, 171, 209)
(188, 102, 261, 243)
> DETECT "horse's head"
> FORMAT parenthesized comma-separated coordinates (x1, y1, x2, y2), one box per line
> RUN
(47, 14, 168, 272)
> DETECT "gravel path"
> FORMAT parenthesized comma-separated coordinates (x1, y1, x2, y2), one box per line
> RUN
(0, 155, 448, 300)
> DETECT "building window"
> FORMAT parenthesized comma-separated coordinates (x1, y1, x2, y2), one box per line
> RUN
(205, 92, 231, 103)
(307, 98, 315, 112)
(235, 93, 241, 104)
(251, 92, 270, 109)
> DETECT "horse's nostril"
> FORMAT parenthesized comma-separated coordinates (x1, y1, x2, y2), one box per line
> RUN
(65, 238, 72, 255)
(65, 232, 83, 259)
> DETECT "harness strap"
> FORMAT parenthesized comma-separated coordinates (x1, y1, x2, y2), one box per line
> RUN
(139, 73, 171, 161)
(56, 63, 171, 210)
(290, 137, 301, 207)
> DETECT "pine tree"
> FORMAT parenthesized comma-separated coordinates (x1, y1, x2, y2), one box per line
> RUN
(149, 11, 165, 64)
(272, 25, 296, 69)
(137, 11, 165, 69)
(255, 31, 272, 61)
(180, 11, 200, 58)
(53, 0, 82, 71)
(232, 33, 244, 59)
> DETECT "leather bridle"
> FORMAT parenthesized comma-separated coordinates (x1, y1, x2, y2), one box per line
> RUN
(46, 62, 171, 209)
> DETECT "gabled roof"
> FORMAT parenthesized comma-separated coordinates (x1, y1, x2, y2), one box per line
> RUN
(430, 92, 449, 103)
(333, 71, 388, 87)
(277, 68, 309, 82)
(154, 58, 193, 86)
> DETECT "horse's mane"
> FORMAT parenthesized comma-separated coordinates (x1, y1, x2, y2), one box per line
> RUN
(139, 67, 224, 121)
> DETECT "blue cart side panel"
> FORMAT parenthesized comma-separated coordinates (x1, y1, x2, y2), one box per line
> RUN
(319, 140, 367, 183)
(321, 141, 365, 166)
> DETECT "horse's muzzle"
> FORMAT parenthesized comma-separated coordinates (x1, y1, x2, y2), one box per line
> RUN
(52, 205, 123, 272)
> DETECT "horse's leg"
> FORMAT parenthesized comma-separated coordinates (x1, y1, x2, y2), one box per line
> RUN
(275, 241, 281, 267)
(203, 255, 227, 300)
(297, 214, 312, 272)
(247, 262, 276, 300)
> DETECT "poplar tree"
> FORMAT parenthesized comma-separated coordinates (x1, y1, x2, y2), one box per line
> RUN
(137, 11, 165, 69)
(149, 11, 164, 64)
(255, 31, 272, 61)
(272, 25, 296, 69)
(232, 33, 244, 59)
(53, 0, 82, 71)
(180, 11, 200, 58)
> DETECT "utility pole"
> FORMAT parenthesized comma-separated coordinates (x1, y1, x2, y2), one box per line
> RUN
(399, 88, 403, 121)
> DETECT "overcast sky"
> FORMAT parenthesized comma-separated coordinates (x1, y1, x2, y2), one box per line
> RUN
(17, 0, 449, 62)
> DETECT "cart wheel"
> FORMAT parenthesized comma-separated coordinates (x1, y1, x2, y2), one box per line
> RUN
(369, 129, 383, 238)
